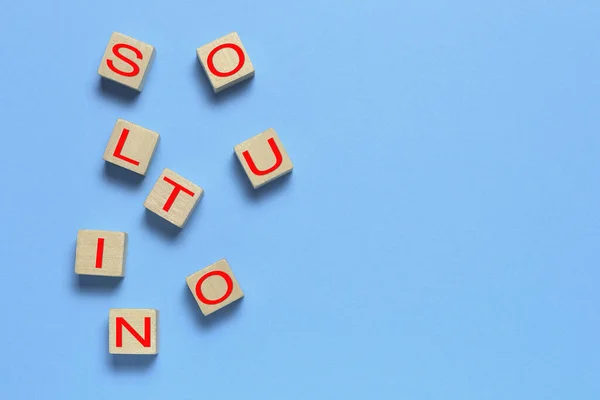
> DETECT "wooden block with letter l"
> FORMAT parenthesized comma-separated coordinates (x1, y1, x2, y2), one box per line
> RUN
(234, 128, 293, 189)
(144, 168, 204, 228)
(103, 119, 159, 175)
(109, 309, 159, 355)
(196, 32, 255, 93)
(186, 259, 244, 316)
(97, 32, 156, 92)
(75, 230, 127, 277)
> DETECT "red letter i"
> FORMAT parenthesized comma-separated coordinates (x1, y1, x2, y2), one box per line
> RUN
(95, 238, 105, 268)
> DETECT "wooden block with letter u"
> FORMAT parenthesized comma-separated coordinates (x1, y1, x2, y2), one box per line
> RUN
(186, 259, 244, 316)
(97, 32, 156, 91)
(196, 32, 255, 93)
(75, 229, 127, 277)
(103, 119, 159, 175)
(234, 128, 293, 188)
(109, 309, 159, 355)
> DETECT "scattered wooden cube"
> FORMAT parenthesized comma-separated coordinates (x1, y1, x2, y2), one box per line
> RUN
(144, 168, 204, 228)
(234, 128, 293, 188)
(109, 309, 159, 355)
(103, 119, 159, 175)
(97, 32, 156, 92)
(196, 32, 255, 93)
(186, 259, 244, 316)
(75, 230, 127, 277)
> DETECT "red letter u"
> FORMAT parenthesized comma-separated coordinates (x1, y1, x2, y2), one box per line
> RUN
(242, 138, 282, 176)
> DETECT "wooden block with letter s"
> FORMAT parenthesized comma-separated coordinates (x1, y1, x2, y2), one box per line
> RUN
(197, 32, 255, 93)
(75, 229, 127, 277)
(98, 32, 156, 91)
(109, 308, 159, 355)
(234, 128, 293, 188)
(186, 259, 244, 316)
(103, 119, 159, 175)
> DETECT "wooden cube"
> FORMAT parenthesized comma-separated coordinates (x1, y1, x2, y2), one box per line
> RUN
(97, 32, 156, 92)
(109, 309, 159, 355)
(103, 119, 159, 175)
(196, 32, 255, 93)
(186, 259, 244, 316)
(234, 128, 293, 188)
(144, 168, 204, 228)
(75, 230, 127, 277)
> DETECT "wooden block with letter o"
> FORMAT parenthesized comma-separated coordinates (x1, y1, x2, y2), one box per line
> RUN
(197, 32, 255, 93)
(103, 119, 159, 175)
(109, 309, 159, 355)
(144, 168, 204, 228)
(234, 128, 293, 188)
(186, 259, 244, 316)
(97, 32, 156, 91)
(75, 229, 127, 277)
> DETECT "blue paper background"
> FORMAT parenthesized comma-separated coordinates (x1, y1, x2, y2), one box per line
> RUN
(1, 1, 599, 398)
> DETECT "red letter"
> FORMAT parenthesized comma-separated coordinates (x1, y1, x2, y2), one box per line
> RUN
(162, 177, 195, 212)
(113, 128, 140, 166)
(195, 271, 234, 305)
(95, 238, 105, 268)
(116, 317, 151, 347)
(106, 43, 142, 77)
(242, 138, 283, 176)
(207, 43, 245, 77)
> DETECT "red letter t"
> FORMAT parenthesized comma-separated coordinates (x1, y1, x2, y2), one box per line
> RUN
(162, 177, 195, 212)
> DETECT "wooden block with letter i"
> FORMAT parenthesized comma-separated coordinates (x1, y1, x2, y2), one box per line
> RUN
(234, 128, 293, 189)
(144, 168, 204, 228)
(196, 32, 255, 93)
(186, 259, 244, 316)
(109, 309, 159, 355)
(103, 119, 159, 175)
(75, 230, 127, 277)
(97, 32, 156, 91)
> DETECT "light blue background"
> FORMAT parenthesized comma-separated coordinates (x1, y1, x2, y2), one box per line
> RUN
(0, 0, 598, 398)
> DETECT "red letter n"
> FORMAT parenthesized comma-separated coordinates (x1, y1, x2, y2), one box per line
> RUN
(242, 138, 283, 176)
(115, 317, 151, 347)
(162, 177, 195, 212)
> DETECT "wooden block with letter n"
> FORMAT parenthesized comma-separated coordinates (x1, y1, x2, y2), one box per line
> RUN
(109, 309, 159, 355)
(186, 259, 244, 316)
(75, 230, 127, 277)
(103, 119, 159, 175)
(97, 32, 156, 92)
(234, 128, 293, 189)
(144, 168, 204, 228)
(196, 32, 255, 93)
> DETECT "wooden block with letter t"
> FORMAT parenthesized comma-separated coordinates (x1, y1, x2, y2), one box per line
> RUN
(196, 32, 255, 93)
(75, 230, 127, 277)
(109, 309, 159, 355)
(144, 168, 204, 228)
(186, 259, 244, 316)
(234, 128, 293, 188)
(103, 119, 159, 175)
(97, 32, 156, 91)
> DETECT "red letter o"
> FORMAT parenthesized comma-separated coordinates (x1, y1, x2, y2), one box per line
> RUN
(207, 43, 245, 77)
(195, 271, 234, 305)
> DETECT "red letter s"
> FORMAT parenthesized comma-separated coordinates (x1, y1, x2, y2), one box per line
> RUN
(107, 44, 142, 77)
